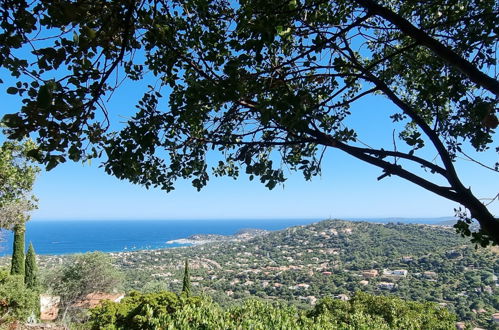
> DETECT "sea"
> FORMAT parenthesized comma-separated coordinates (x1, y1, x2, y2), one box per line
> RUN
(0, 217, 453, 256)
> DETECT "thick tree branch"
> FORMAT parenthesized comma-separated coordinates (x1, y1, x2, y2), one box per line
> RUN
(206, 132, 453, 201)
(337, 41, 499, 243)
(338, 42, 465, 191)
(306, 129, 461, 202)
(359, 148, 447, 176)
(205, 138, 316, 147)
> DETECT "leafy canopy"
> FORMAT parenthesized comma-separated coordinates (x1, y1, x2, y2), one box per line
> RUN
(0, 140, 39, 230)
(1, 0, 498, 243)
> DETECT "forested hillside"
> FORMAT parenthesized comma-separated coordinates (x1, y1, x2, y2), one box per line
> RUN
(110, 220, 498, 328)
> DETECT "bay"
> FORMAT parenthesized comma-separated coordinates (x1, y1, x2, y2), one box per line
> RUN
(0, 217, 453, 256)
(0, 218, 321, 255)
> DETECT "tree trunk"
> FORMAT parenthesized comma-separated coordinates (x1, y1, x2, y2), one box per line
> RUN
(460, 189, 499, 244)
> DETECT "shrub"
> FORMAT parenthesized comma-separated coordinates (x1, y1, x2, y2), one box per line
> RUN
(89, 291, 456, 329)
(0, 270, 39, 325)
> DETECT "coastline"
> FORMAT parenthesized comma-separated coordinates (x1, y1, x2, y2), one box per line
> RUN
(0, 218, 453, 256)
(166, 238, 204, 245)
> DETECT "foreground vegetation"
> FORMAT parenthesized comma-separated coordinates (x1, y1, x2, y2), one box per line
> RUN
(88, 291, 455, 330)
(0, 270, 39, 325)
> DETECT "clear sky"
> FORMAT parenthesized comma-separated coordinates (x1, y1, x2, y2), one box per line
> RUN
(1, 68, 498, 221)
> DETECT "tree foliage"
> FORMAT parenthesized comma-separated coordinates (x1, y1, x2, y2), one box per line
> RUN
(309, 292, 456, 329)
(1, 0, 498, 244)
(10, 223, 25, 276)
(0, 270, 39, 325)
(89, 291, 200, 329)
(24, 242, 39, 290)
(45, 252, 124, 321)
(88, 291, 456, 329)
(0, 140, 38, 231)
(181, 259, 191, 297)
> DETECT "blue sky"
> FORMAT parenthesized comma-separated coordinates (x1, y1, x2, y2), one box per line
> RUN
(1, 66, 498, 221)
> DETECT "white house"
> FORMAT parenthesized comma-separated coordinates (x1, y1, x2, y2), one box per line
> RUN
(378, 282, 395, 290)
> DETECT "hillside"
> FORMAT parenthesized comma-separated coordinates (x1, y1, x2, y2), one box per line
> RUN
(106, 220, 498, 328)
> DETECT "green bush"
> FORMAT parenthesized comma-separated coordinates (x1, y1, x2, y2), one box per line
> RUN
(88, 291, 457, 329)
(0, 270, 39, 325)
(309, 292, 456, 330)
(90, 291, 200, 329)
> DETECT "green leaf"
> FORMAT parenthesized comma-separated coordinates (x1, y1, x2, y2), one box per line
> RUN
(7, 87, 18, 95)
(277, 26, 291, 37)
(46, 159, 58, 171)
(2, 114, 22, 127)
(26, 149, 43, 162)
(36, 85, 52, 108)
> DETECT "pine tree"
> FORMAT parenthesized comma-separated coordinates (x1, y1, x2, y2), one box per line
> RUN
(25, 242, 39, 289)
(181, 259, 191, 297)
(11, 222, 25, 275)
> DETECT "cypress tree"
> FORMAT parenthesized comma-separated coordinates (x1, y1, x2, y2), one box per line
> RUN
(25, 242, 39, 289)
(11, 222, 25, 275)
(181, 259, 191, 297)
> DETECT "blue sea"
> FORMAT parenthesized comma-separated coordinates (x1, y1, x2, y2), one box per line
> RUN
(0, 219, 322, 256)
(0, 217, 452, 256)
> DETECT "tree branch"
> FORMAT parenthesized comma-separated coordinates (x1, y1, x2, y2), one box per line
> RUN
(354, 0, 499, 96)
(306, 129, 461, 202)
(359, 147, 447, 176)
(337, 40, 466, 192)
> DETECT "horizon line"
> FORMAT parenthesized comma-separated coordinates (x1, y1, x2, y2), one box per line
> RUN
(28, 215, 455, 222)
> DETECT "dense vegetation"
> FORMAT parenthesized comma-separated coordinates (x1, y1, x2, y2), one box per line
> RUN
(88, 291, 456, 329)
(108, 221, 498, 328)
(0, 140, 39, 231)
(0, 270, 39, 325)
(3, 220, 494, 328)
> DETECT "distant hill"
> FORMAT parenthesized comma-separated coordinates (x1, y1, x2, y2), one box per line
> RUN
(345, 216, 456, 225)
(435, 219, 458, 227)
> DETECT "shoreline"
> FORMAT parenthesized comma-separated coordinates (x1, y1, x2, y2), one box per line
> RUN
(0, 218, 456, 257)
(166, 238, 208, 245)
